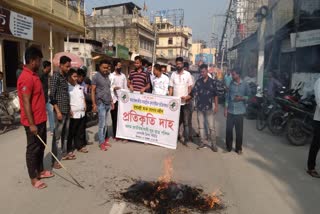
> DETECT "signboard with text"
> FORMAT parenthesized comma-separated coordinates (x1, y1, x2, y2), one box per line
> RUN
(117, 90, 181, 149)
(0, 8, 33, 40)
(291, 29, 320, 48)
(116, 44, 130, 60)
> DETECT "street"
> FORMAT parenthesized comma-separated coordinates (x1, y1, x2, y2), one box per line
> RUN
(0, 111, 319, 214)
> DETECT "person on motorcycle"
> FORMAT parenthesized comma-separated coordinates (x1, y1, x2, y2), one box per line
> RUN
(307, 77, 320, 178)
(266, 72, 282, 97)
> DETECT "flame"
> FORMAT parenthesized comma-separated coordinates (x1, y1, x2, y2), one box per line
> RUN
(158, 156, 173, 183)
(206, 190, 222, 208)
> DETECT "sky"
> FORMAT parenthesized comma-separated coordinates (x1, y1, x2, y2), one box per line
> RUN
(85, 0, 229, 46)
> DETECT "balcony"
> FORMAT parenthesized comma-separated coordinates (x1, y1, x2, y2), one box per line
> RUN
(3, 0, 85, 33)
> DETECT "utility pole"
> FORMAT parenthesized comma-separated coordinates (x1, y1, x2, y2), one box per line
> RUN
(219, 0, 233, 66)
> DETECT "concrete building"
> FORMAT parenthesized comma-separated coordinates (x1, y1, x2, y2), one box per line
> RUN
(191, 42, 216, 66)
(0, 0, 85, 90)
(86, 2, 155, 62)
(65, 38, 132, 77)
(155, 18, 192, 64)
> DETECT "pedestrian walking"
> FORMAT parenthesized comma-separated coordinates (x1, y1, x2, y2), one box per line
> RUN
(67, 69, 88, 157)
(49, 56, 71, 169)
(169, 57, 194, 146)
(110, 60, 127, 140)
(307, 77, 320, 178)
(17, 46, 54, 189)
(188, 64, 218, 152)
(91, 60, 114, 151)
(40, 61, 55, 136)
(224, 68, 249, 154)
(128, 56, 151, 94)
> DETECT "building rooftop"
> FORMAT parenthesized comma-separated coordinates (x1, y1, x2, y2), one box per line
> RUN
(93, 2, 141, 11)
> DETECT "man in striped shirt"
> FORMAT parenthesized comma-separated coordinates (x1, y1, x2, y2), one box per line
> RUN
(128, 56, 150, 94)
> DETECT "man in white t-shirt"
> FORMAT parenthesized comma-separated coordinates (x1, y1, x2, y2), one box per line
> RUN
(169, 57, 194, 146)
(110, 60, 128, 140)
(152, 64, 169, 96)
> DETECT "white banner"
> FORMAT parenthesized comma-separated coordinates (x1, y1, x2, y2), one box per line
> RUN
(291, 29, 320, 48)
(116, 90, 181, 149)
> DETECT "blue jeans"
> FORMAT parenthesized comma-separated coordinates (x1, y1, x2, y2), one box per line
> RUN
(98, 103, 111, 145)
(46, 102, 55, 133)
(197, 110, 217, 146)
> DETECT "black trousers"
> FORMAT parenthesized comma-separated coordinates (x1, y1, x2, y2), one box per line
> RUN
(67, 117, 86, 152)
(24, 122, 47, 179)
(307, 120, 320, 170)
(226, 113, 244, 151)
(110, 101, 118, 138)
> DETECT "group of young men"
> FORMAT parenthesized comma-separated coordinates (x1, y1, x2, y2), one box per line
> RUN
(17, 45, 250, 189)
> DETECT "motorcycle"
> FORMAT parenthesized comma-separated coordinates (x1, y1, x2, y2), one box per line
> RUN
(286, 95, 316, 146)
(267, 82, 303, 135)
(246, 82, 259, 120)
(0, 90, 20, 134)
(255, 88, 277, 131)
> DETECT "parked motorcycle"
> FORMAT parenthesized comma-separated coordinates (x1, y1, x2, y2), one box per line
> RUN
(255, 88, 277, 131)
(246, 82, 259, 120)
(267, 82, 303, 135)
(286, 95, 316, 146)
(0, 90, 20, 134)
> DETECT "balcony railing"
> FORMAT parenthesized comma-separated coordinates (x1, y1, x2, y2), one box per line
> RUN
(7, 0, 85, 28)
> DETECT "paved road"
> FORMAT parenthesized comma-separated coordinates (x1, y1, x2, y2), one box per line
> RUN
(0, 111, 319, 214)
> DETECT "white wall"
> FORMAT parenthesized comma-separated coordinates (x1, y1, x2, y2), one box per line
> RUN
(291, 72, 320, 96)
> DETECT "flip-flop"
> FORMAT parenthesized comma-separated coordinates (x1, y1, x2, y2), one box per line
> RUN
(62, 155, 76, 161)
(307, 170, 320, 178)
(33, 180, 47, 189)
(78, 148, 88, 153)
(39, 171, 55, 179)
(53, 162, 62, 169)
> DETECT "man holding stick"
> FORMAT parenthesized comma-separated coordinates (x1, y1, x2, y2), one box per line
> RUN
(17, 46, 54, 190)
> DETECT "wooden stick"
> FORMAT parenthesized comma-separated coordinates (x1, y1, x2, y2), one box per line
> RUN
(36, 135, 85, 189)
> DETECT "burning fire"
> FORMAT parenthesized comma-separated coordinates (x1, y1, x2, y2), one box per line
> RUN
(158, 156, 173, 183)
(121, 156, 224, 213)
(205, 190, 222, 209)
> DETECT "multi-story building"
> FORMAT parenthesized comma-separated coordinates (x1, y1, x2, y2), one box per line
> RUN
(86, 2, 155, 62)
(155, 18, 192, 64)
(0, 0, 85, 90)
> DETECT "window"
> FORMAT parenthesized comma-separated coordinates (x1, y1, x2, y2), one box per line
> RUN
(168, 37, 173, 45)
(185, 38, 188, 47)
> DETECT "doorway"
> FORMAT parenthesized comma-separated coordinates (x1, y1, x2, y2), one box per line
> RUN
(3, 40, 20, 88)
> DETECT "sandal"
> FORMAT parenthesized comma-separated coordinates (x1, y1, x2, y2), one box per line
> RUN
(62, 155, 76, 161)
(39, 171, 55, 179)
(307, 170, 320, 178)
(33, 180, 47, 189)
(53, 162, 62, 169)
(78, 147, 88, 153)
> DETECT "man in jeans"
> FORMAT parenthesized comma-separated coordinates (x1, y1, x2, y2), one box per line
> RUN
(224, 68, 249, 155)
(49, 56, 71, 168)
(40, 61, 55, 136)
(92, 60, 114, 151)
(169, 57, 193, 146)
(187, 64, 218, 152)
(18, 46, 54, 189)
